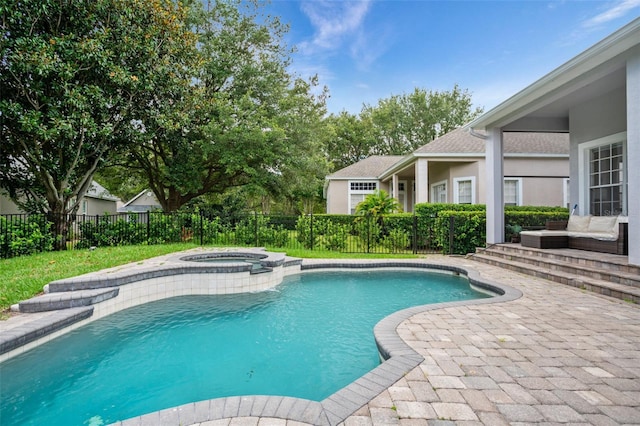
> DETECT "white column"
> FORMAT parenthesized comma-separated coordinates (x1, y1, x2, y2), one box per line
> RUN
(627, 53, 640, 266)
(415, 159, 429, 204)
(486, 128, 504, 244)
(391, 174, 399, 199)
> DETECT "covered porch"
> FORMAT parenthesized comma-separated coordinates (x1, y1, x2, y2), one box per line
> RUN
(467, 18, 640, 267)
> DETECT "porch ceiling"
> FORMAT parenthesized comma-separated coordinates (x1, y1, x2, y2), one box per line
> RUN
(467, 18, 639, 133)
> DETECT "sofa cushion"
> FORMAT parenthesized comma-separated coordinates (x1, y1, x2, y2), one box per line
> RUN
(568, 231, 618, 241)
(566, 215, 591, 232)
(588, 216, 618, 233)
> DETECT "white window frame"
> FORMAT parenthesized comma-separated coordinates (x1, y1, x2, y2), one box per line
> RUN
(503, 178, 523, 206)
(578, 132, 627, 216)
(453, 176, 476, 204)
(397, 180, 407, 212)
(348, 180, 378, 214)
(430, 180, 447, 203)
(563, 178, 571, 210)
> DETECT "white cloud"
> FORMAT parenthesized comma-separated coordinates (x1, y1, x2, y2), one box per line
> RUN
(582, 0, 640, 28)
(298, 0, 372, 54)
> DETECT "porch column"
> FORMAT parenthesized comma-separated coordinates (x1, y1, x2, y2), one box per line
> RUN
(627, 53, 640, 266)
(486, 127, 504, 244)
(415, 158, 429, 204)
(391, 173, 399, 199)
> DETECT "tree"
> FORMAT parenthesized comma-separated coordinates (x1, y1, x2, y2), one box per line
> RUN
(0, 0, 197, 248)
(121, 0, 327, 213)
(355, 189, 401, 216)
(361, 85, 484, 155)
(325, 111, 377, 171)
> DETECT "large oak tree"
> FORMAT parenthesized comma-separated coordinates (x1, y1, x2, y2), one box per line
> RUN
(120, 0, 328, 213)
(0, 0, 197, 247)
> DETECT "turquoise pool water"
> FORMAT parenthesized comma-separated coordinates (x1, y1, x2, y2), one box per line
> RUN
(0, 269, 489, 425)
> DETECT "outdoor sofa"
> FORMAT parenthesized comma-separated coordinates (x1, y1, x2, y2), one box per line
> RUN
(520, 215, 628, 255)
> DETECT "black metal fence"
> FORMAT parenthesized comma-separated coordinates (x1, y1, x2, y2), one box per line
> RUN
(0, 212, 443, 259)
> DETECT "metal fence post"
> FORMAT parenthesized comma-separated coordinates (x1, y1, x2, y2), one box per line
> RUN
(200, 211, 204, 246)
(367, 215, 371, 253)
(310, 213, 314, 251)
(146, 211, 151, 243)
(254, 211, 259, 247)
(449, 215, 455, 255)
(412, 214, 418, 254)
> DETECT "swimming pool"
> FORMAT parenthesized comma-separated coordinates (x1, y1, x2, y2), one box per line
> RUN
(0, 268, 490, 425)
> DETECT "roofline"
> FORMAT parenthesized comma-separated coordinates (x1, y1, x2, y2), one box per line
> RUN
(325, 176, 381, 181)
(123, 189, 150, 207)
(466, 17, 640, 130)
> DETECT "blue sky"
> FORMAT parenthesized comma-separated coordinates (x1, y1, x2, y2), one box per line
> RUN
(264, 0, 640, 115)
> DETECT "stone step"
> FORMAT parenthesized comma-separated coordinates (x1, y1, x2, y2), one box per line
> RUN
(476, 246, 640, 288)
(16, 287, 119, 313)
(469, 253, 640, 304)
(487, 244, 640, 275)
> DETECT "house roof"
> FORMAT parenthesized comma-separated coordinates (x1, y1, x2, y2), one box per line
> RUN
(85, 181, 119, 201)
(414, 127, 569, 155)
(327, 155, 404, 179)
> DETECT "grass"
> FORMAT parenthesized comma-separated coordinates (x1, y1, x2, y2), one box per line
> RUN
(0, 244, 421, 314)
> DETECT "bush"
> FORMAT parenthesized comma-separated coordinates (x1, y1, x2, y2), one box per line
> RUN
(319, 221, 350, 251)
(434, 210, 486, 255)
(0, 215, 54, 257)
(381, 228, 411, 252)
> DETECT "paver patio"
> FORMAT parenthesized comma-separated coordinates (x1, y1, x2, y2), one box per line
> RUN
(190, 255, 640, 425)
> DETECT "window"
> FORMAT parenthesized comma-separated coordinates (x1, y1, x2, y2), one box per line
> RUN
(350, 182, 377, 191)
(563, 178, 570, 210)
(589, 141, 625, 216)
(453, 177, 475, 204)
(349, 181, 377, 214)
(504, 178, 522, 206)
(430, 180, 447, 203)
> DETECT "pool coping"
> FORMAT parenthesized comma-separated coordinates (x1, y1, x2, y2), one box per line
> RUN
(108, 260, 522, 426)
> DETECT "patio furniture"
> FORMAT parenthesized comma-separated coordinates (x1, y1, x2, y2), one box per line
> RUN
(520, 215, 628, 255)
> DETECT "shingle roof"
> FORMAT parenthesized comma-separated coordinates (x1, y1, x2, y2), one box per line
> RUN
(414, 127, 569, 155)
(327, 128, 569, 180)
(328, 155, 405, 179)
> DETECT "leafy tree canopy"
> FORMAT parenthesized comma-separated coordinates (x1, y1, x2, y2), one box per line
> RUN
(117, 0, 328, 213)
(0, 0, 197, 245)
(326, 85, 484, 170)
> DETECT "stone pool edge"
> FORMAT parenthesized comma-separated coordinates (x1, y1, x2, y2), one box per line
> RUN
(112, 260, 523, 426)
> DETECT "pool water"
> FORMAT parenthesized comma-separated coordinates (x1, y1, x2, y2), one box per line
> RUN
(0, 269, 489, 425)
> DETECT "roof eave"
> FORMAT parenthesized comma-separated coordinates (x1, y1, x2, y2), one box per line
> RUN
(466, 18, 640, 131)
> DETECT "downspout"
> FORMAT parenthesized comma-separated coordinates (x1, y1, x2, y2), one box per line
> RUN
(468, 127, 488, 140)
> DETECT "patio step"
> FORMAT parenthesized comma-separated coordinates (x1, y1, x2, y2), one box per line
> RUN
(475, 245, 640, 288)
(16, 287, 120, 313)
(468, 245, 640, 304)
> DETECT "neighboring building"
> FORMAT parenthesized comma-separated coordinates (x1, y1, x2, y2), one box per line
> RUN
(466, 17, 639, 266)
(325, 128, 569, 214)
(0, 181, 119, 215)
(118, 189, 163, 213)
(79, 181, 119, 215)
(325, 156, 403, 214)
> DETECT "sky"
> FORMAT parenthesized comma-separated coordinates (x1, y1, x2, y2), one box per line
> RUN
(263, 0, 640, 115)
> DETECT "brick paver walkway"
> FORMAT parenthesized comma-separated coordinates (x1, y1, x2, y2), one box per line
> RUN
(342, 256, 640, 426)
(193, 256, 640, 426)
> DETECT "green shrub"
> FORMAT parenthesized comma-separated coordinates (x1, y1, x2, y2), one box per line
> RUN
(381, 228, 411, 253)
(434, 210, 486, 255)
(0, 215, 54, 256)
(319, 221, 350, 251)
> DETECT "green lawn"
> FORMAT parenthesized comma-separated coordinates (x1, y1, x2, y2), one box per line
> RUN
(0, 244, 419, 315)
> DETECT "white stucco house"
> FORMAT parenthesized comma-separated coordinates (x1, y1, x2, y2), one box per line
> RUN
(466, 17, 640, 266)
(325, 128, 569, 214)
